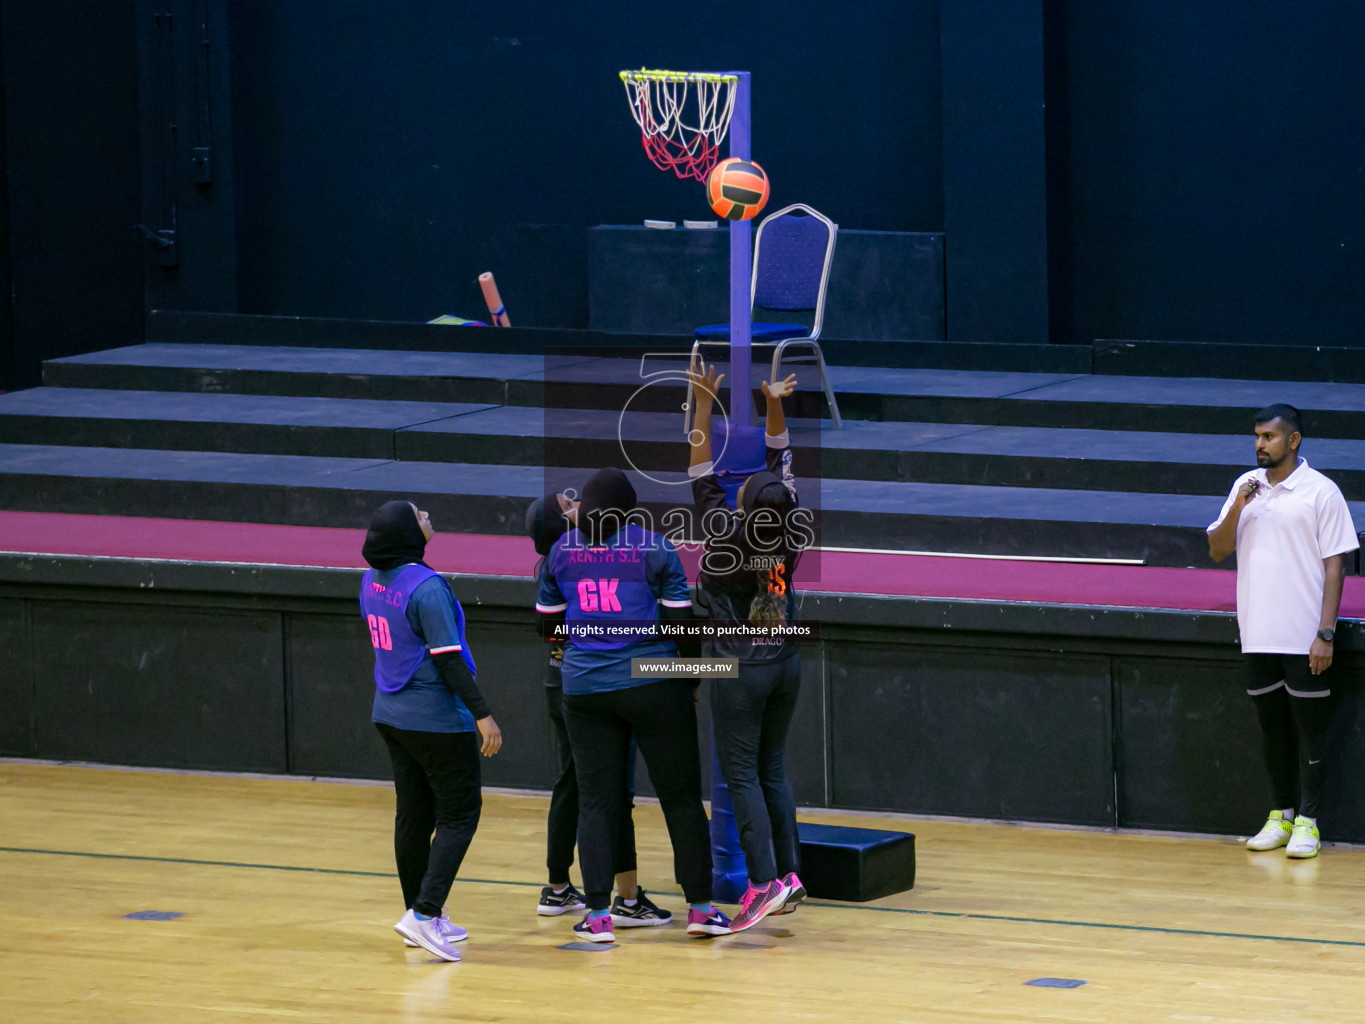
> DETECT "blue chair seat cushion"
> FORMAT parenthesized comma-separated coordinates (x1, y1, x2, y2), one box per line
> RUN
(694, 321, 810, 342)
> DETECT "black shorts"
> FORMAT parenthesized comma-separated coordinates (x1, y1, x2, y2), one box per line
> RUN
(1244, 653, 1331, 698)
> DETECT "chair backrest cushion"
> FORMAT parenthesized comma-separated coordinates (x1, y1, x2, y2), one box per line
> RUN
(753, 211, 832, 313)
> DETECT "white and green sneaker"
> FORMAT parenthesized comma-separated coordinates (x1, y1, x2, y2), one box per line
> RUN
(1246, 810, 1293, 851)
(1286, 817, 1321, 859)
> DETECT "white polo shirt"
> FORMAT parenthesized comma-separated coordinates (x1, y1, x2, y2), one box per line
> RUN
(1208, 459, 1359, 654)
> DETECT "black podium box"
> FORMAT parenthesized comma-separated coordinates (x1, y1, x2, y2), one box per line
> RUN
(798, 822, 916, 902)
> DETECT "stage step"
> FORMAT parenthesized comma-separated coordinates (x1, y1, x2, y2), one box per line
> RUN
(43, 343, 1365, 437)
(14, 338, 1365, 569)
(6, 387, 1365, 499)
(0, 388, 497, 460)
(3, 443, 1360, 568)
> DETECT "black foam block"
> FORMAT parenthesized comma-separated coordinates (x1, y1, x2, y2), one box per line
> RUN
(797, 822, 916, 902)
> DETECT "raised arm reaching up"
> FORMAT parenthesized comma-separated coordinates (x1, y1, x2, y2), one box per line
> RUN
(762, 373, 797, 438)
(686, 359, 725, 470)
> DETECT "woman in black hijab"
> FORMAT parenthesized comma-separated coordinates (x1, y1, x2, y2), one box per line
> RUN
(361, 498, 432, 571)
(360, 499, 501, 962)
(536, 469, 728, 942)
(525, 491, 669, 926)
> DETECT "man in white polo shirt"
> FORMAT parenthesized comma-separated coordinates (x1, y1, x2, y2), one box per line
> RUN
(1208, 404, 1358, 859)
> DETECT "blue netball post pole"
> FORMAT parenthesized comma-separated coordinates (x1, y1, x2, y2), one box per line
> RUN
(727, 71, 753, 426)
(709, 731, 748, 903)
(708, 69, 753, 903)
(619, 65, 753, 902)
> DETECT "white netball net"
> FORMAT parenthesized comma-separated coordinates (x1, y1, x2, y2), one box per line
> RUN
(619, 70, 739, 181)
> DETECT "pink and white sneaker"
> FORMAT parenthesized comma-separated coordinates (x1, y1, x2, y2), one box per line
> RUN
(772, 872, 806, 916)
(730, 878, 793, 932)
(572, 912, 616, 944)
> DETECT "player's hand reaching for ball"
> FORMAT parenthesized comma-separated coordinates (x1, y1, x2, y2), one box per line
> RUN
(763, 374, 798, 400)
(476, 716, 503, 757)
(688, 359, 725, 405)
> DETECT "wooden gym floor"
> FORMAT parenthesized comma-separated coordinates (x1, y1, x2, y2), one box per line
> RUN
(2, 761, 1364, 1023)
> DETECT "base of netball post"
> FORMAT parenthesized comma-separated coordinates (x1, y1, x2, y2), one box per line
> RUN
(479, 272, 511, 327)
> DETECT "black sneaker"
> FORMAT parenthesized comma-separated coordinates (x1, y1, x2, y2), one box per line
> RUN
(537, 883, 587, 916)
(609, 889, 673, 928)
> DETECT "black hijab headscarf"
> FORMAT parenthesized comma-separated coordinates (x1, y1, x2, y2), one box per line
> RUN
(362, 500, 429, 571)
(525, 491, 574, 557)
(739, 471, 797, 566)
(578, 467, 637, 545)
(702, 470, 801, 587)
(740, 471, 783, 519)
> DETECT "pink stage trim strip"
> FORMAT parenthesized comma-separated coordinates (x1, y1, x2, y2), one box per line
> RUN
(3, 511, 1361, 617)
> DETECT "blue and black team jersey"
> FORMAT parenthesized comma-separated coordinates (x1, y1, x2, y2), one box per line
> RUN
(360, 564, 477, 733)
(535, 523, 692, 694)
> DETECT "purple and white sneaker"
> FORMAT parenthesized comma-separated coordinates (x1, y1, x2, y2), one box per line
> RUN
(438, 918, 468, 942)
(573, 913, 616, 944)
(772, 872, 806, 916)
(394, 909, 461, 961)
(730, 878, 793, 932)
(403, 907, 467, 945)
(685, 906, 733, 938)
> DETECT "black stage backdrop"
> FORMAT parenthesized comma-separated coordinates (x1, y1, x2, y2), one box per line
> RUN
(3, 1, 1365, 386)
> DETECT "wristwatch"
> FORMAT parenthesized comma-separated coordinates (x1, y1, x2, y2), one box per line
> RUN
(1317, 627, 1335, 643)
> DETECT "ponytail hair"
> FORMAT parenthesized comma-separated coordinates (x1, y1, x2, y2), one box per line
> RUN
(748, 566, 789, 626)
